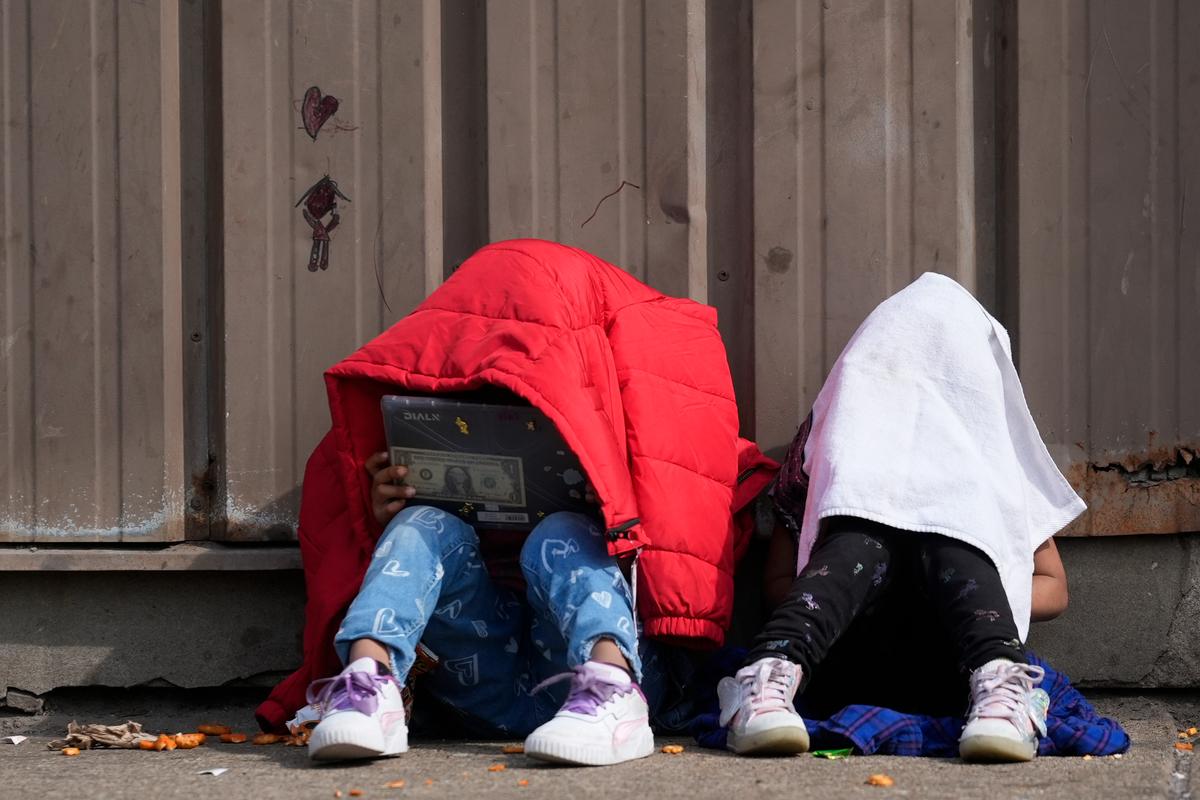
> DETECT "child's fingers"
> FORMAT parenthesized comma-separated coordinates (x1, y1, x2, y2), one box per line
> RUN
(385, 500, 406, 514)
(364, 451, 390, 476)
(376, 482, 416, 500)
(372, 464, 409, 486)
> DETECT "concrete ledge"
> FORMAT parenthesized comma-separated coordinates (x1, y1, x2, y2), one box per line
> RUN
(0, 543, 302, 572)
(0, 570, 305, 695)
(1028, 533, 1200, 687)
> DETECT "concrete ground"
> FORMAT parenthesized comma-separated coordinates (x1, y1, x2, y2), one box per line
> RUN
(0, 690, 1195, 800)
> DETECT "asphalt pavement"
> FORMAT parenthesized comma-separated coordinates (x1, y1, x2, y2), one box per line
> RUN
(0, 690, 1194, 800)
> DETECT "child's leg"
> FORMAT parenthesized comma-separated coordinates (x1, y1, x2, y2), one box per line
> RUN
(916, 535, 1026, 669)
(720, 516, 897, 756)
(744, 516, 897, 683)
(519, 512, 640, 681)
(916, 535, 1046, 763)
(517, 512, 654, 766)
(325, 506, 537, 742)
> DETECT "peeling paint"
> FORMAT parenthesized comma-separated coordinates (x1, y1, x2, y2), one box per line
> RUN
(1061, 443, 1200, 536)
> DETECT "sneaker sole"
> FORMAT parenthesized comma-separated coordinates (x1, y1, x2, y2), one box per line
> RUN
(959, 734, 1036, 763)
(308, 726, 408, 762)
(524, 729, 655, 767)
(728, 725, 810, 756)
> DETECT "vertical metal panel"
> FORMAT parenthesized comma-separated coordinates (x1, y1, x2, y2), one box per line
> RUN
(1017, 0, 1200, 535)
(217, 0, 444, 538)
(0, 0, 185, 542)
(751, 0, 980, 456)
(485, 0, 713, 299)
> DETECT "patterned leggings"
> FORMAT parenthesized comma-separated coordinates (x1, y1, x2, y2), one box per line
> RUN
(747, 516, 1025, 713)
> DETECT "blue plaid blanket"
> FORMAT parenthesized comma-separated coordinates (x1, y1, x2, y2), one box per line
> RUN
(691, 651, 1129, 757)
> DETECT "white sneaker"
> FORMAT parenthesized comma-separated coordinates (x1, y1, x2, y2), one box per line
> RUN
(524, 661, 655, 766)
(717, 657, 810, 756)
(959, 659, 1049, 763)
(307, 657, 409, 762)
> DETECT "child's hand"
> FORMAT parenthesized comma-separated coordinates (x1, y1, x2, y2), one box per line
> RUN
(366, 451, 416, 526)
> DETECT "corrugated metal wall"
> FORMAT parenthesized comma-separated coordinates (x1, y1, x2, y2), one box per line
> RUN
(2, 0, 1196, 543)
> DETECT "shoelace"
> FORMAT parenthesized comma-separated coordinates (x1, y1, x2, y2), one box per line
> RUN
(967, 662, 1046, 726)
(737, 659, 795, 721)
(533, 666, 628, 715)
(306, 670, 393, 716)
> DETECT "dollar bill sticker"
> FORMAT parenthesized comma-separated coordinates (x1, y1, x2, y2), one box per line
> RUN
(391, 446, 526, 506)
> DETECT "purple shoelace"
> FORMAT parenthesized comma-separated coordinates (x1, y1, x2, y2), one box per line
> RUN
(533, 665, 639, 716)
(306, 669, 396, 716)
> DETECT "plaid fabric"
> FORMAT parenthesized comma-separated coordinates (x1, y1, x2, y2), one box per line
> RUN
(692, 651, 1129, 757)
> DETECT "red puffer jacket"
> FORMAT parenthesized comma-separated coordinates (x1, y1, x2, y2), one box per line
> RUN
(257, 239, 776, 731)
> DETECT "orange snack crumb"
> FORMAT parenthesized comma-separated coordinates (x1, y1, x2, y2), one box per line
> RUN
(488, 763, 507, 772)
(1190, 727, 1199, 736)
(518, 779, 529, 787)
(425, 779, 433, 786)
(174, 733, 206, 749)
(252, 733, 285, 745)
(334, 792, 343, 799)
(501, 744, 524, 754)
(385, 780, 405, 789)
(349, 791, 364, 797)
(1176, 742, 1194, 751)
(661, 744, 684, 754)
(154, 734, 177, 752)
(197, 724, 232, 736)
(62, 747, 80, 757)
(138, 739, 156, 750)
(220, 733, 248, 744)
(866, 774, 895, 787)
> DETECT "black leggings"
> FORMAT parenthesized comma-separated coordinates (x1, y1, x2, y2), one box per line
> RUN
(746, 516, 1025, 716)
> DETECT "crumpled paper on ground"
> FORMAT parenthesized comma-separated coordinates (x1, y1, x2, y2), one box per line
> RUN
(48, 721, 155, 750)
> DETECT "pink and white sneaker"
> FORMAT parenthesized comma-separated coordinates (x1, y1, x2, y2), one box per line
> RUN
(717, 657, 810, 755)
(307, 657, 408, 762)
(959, 659, 1048, 763)
(524, 661, 655, 766)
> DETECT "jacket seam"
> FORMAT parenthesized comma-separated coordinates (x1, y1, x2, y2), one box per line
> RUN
(633, 453, 731, 488)
(617, 365, 737, 405)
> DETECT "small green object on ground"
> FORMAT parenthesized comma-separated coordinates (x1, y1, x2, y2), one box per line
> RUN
(811, 748, 854, 759)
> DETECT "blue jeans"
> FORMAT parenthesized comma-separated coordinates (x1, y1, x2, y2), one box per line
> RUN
(335, 506, 642, 736)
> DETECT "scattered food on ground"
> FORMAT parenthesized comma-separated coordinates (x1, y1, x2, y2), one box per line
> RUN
(661, 744, 684, 754)
(252, 733, 285, 745)
(138, 740, 156, 751)
(349, 791, 364, 797)
(1189, 727, 1199, 737)
(333, 792, 343, 799)
(866, 774, 895, 787)
(385, 780, 405, 789)
(220, 733, 248, 744)
(488, 763, 506, 772)
(518, 779, 529, 787)
(61, 748, 80, 757)
(1083, 755, 1093, 761)
(1175, 742, 1193, 751)
(501, 744, 524, 754)
(425, 779, 434, 786)
(197, 724, 232, 736)
(154, 734, 177, 752)
(174, 733, 206, 749)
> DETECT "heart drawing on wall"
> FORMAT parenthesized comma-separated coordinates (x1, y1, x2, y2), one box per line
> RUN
(301, 86, 340, 141)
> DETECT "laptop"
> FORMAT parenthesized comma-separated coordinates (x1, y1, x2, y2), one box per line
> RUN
(381, 395, 592, 530)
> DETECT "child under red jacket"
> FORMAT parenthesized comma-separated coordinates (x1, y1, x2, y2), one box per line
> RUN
(256, 240, 776, 762)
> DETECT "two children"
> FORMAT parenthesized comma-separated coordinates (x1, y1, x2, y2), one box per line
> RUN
(294, 250, 1086, 766)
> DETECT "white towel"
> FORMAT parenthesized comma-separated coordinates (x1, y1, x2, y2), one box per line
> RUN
(796, 272, 1085, 640)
